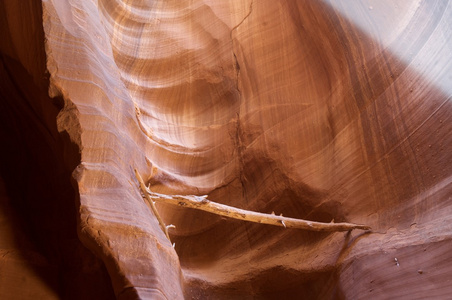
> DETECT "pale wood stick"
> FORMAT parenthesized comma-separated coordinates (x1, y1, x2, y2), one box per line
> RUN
(135, 170, 370, 232)
(135, 169, 171, 241)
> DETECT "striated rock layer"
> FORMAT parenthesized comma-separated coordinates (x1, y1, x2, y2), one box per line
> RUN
(1, 0, 452, 298)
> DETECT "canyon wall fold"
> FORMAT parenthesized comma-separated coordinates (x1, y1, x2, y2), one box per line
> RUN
(1, 0, 452, 299)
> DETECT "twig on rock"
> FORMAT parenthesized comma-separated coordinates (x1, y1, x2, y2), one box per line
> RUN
(135, 169, 172, 242)
(134, 169, 371, 235)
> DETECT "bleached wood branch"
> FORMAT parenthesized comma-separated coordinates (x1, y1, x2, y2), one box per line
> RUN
(135, 169, 172, 241)
(135, 169, 370, 236)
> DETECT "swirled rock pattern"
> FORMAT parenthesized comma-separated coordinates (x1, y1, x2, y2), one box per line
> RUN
(1, 0, 452, 298)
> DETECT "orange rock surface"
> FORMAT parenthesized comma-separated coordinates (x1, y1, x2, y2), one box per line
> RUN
(1, 0, 451, 298)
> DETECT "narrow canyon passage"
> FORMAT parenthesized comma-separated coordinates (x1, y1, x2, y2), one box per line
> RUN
(1, 0, 452, 299)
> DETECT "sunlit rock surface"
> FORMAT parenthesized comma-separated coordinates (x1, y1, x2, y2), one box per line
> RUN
(1, 0, 451, 298)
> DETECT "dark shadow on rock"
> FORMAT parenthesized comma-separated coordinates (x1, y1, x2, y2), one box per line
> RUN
(0, 49, 115, 299)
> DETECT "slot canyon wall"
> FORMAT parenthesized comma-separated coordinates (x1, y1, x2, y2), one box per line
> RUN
(1, 0, 451, 299)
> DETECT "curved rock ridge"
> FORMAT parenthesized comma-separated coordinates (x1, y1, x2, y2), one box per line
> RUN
(4, 0, 449, 298)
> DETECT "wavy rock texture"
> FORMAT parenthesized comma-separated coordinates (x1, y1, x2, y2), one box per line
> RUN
(1, 0, 452, 299)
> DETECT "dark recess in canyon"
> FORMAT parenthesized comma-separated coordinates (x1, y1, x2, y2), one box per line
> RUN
(0, 1, 114, 298)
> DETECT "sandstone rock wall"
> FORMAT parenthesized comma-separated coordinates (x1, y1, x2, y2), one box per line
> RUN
(1, 0, 451, 299)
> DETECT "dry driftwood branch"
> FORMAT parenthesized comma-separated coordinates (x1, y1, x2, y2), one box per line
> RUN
(135, 169, 371, 233)
(135, 169, 172, 241)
